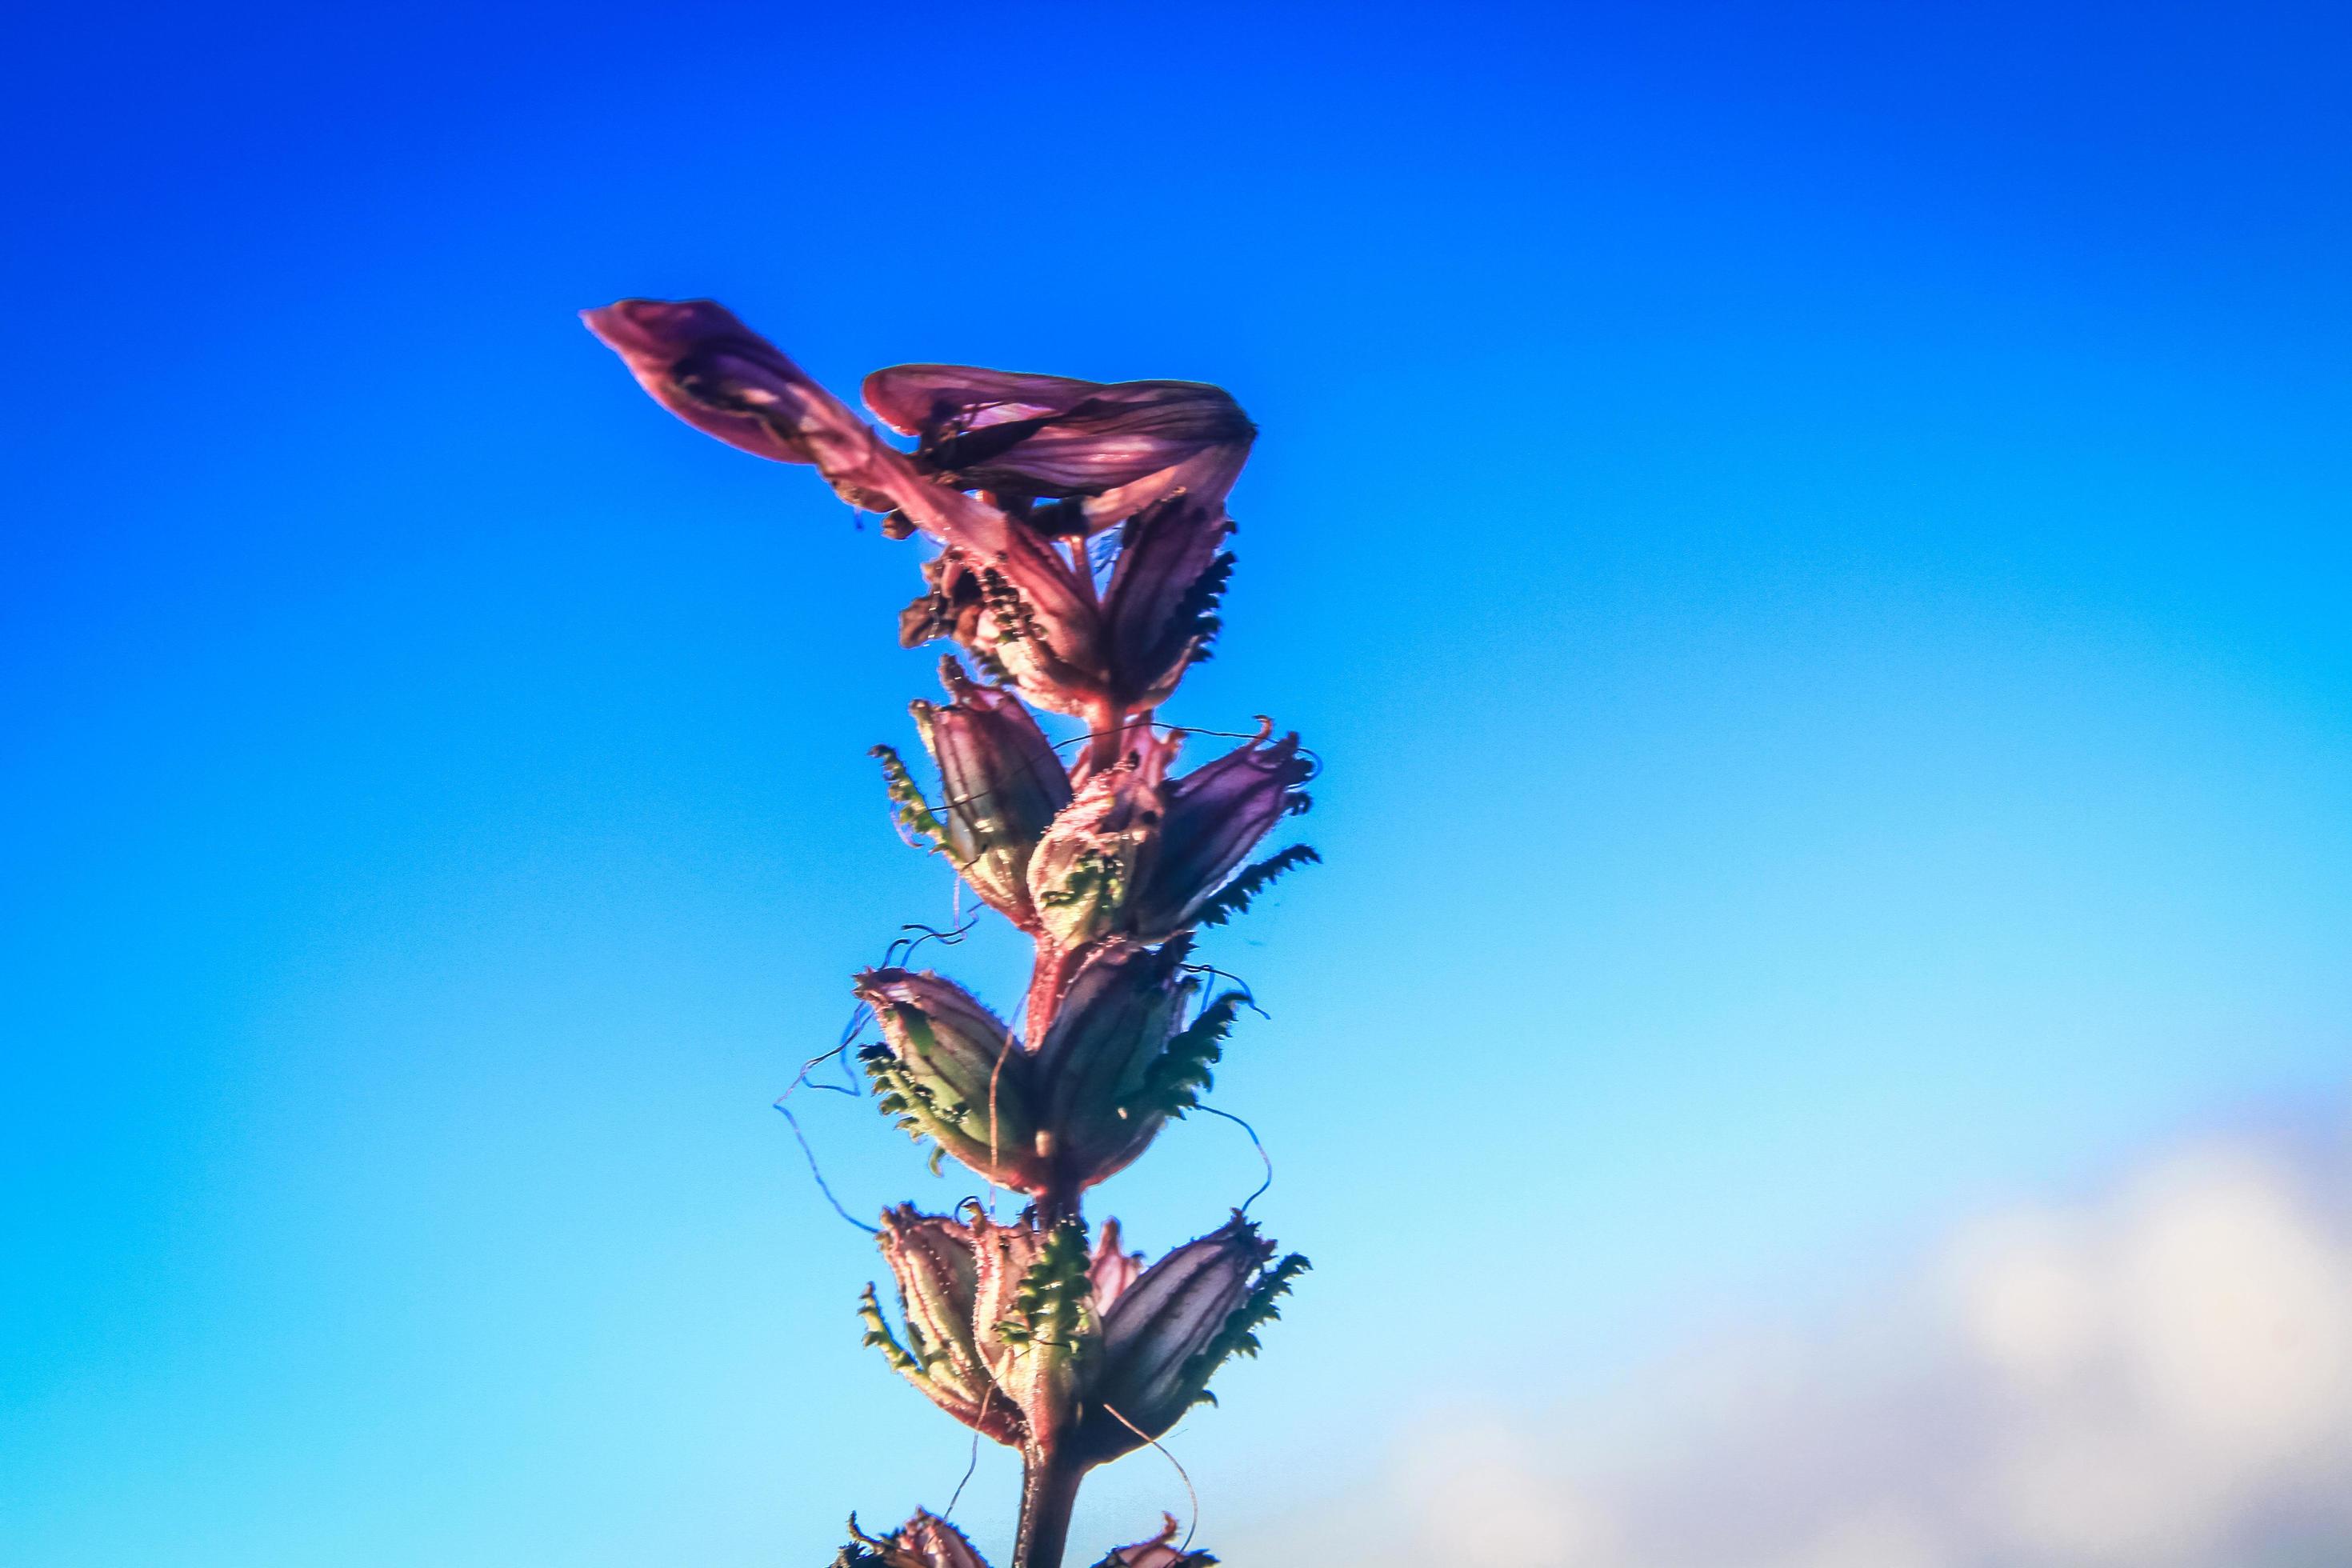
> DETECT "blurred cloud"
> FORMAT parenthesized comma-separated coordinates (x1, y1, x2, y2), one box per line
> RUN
(1234, 1114, 2352, 1568)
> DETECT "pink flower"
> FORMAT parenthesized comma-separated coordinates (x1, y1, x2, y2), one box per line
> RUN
(586, 300, 1253, 718)
(583, 299, 1100, 709)
(861, 366, 1254, 535)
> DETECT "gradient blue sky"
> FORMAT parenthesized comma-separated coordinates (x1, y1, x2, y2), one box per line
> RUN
(6, 3, 2349, 1564)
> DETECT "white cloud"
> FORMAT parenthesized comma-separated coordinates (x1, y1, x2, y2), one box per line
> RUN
(1400, 1418, 1618, 1568)
(1789, 1506, 1950, 1568)
(1227, 1118, 2352, 1567)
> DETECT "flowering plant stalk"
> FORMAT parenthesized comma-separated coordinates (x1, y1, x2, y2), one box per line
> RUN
(586, 301, 1314, 1568)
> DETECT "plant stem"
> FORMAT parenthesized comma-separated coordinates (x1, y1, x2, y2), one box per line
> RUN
(1024, 942, 1071, 1046)
(1085, 698, 1126, 774)
(1011, 1448, 1086, 1568)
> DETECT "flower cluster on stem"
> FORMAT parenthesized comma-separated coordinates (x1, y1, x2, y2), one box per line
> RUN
(586, 300, 1313, 1568)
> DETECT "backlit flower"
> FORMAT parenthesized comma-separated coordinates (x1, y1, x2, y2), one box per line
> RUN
(861, 366, 1254, 535)
(588, 300, 1253, 718)
(583, 298, 1101, 709)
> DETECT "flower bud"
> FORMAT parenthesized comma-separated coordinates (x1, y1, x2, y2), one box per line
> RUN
(1130, 724, 1314, 937)
(855, 970, 1041, 1188)
(1032, 942, 1196, 1190)
(876, 660, 1071, 929)
(1029, 727, 1314, 947)
(582, 298, 900, 514)
(1076, 1215, 1308, 1460)
(1090, 1517, 1219, 1568)
(1099, 493, 1235, 710)
(1026, 734, 1179, 949)
(838, 1509, 992, 1568)
(862, 1206, 1023, 1446)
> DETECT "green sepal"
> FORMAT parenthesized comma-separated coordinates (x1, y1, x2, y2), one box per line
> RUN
(873, 744, 947, 852)
(1139, 991, 1246, 1119)
(996, 1220, 1094, 1354)
(1192, 844, 1320, 930)
(858, 1282, 926, 1375)
(1178, 1252, 1310, 1410)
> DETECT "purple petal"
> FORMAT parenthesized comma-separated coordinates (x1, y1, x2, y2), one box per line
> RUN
(1096, 1216, 1270, 1426)
(1134, 729, 1310, 935)
(865, 365, 1254, 530)
(1032, 940, 1191, 1185)
(1099, 493, 1232, 706)
(1088, 1218, 1146, 1314)
(584, 298, 861, 470)
(587, 302, 1110, 711)
(863, 365, 1106, 435)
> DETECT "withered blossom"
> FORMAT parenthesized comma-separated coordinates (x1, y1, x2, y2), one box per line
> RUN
(587, 299, 1317, 1568)
(862, 1205, 1024, 1446)
(1089, 1517, 1220, 1568)
(838, 1510, 993, 1568)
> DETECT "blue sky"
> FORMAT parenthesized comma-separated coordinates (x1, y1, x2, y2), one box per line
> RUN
(5, 3, 2349, 1564)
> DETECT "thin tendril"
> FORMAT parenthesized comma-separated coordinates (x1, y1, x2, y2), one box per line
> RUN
(882, 915, 981, 970)
(1099, 1402, 1202, 1553)
(942, 1389, 990, 1522)
(772, 1098, 878, 1234)
(1195, 1104, 1274, 1214)
(1180, 962, 1269, 1021)
(770, 1007, 884, 1234)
